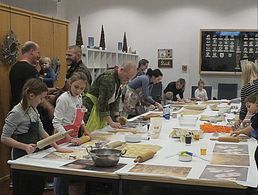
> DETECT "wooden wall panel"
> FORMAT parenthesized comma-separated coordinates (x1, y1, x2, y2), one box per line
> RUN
(10, 12, 30, 46)
(0, 3, 69, 180)
(0, 9, 12, 181)
(53, 22, 68, 87)
(31, 17, 54, 57)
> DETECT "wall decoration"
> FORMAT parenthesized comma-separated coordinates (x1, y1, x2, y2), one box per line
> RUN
(75, 16, 83, 47)
(122, 32, 128, 53)
(1, 30, 20, 66)
(118, 42, 122, 51)
(158, 49, 173, 68)
(182, 64, 188, 72)
(200, 29, 258, 74)
(99, 25, 106, 50)
(87, 37, 94, 48)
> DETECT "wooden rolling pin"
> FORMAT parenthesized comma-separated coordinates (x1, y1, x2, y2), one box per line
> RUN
(134, 150, 156, 163)
(105, 141, 124, 149)
(210, 136, 239, 143)
(37, 130, 73, 149)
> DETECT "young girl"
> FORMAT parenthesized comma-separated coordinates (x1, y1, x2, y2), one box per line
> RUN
(52, 71, 90, 144)
(231, 92, 258, 167)
(195, 79, 208, 101)
(52, 72, 90, 195)
(1, 78, 68, 195)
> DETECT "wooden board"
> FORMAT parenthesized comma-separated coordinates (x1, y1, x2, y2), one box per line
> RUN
(118, 143, 162, 158)
(200, 115, 224, 122)
(129, 164, 191, 178)
(200, 165, 248, 182)
(178, 109, 204, 115)
(211, 153, 250, 166)
(43, 149, 89, 160)
(213, 143, 249, 155)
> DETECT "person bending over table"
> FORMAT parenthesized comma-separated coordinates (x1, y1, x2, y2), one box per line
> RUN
(83, 61, 137, 132)
(123, 68, 163, 118)
(164, 78, 186, 102)
(231, 92, 258, 168)
(235, 60, 258, 128)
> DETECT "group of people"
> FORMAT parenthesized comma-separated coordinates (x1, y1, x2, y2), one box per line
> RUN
(1, 40, 258, 195)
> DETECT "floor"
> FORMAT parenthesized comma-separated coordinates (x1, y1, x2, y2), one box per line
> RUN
(0, 179, 85, 195)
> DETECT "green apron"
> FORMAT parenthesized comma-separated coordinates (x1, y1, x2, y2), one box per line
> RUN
(85, 93, 107, 132)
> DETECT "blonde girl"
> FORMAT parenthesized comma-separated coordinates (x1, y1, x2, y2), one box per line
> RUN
(235, 60, 258, 128)
(195, 79, 208, 101)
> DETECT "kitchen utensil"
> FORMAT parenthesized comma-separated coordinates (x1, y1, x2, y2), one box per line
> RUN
(86, 147, 126, 167)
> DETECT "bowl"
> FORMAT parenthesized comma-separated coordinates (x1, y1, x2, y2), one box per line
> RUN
(125, 134, 142, 143)
(178, 151, 193, 162)
(178, 116, 198, 126)
(87, 148, 124, 167)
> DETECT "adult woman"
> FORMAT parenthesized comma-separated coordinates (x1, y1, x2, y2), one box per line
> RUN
(123, 68, 163, 118)
(164, 78, 186, 101)
(235, 60, 258, 128)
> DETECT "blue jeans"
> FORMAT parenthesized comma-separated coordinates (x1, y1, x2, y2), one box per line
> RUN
(54, 177, 69, 195)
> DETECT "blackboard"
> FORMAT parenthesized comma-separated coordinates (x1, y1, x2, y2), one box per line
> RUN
(200, 29, 258, 74)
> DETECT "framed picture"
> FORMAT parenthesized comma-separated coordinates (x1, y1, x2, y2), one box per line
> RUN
(158, 49, 173, 68)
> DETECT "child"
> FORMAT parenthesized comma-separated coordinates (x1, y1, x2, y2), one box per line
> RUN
(1, 78, 69, 195)
(231, 92, 258, 168)
(195, 79, 208, 101)
(164, 91, 174, 104)
(39, 57, 56, 88)
(52, 72, 90, 195)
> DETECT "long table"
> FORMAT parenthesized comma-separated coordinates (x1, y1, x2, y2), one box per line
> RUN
(8, 102, 258, 195)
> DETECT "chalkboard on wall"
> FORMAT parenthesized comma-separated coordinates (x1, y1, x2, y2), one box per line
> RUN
(200, 29, 258, 75)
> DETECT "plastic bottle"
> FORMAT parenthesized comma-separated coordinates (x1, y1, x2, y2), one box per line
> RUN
(163, 105, 170, 120)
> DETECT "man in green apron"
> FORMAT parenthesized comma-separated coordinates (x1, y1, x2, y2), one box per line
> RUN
(83, 61, 137, 132)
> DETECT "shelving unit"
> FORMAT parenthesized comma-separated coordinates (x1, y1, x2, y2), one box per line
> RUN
(82, 48, 139, 81)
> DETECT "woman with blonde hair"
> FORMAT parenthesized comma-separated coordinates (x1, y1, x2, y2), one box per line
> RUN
(235, 60, 258, 128)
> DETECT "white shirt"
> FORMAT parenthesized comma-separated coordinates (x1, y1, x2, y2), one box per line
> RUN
(53, 91, 84, 133)
(195, 88, 208, 101)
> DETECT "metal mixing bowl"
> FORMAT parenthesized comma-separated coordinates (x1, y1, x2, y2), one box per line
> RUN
(87, 148, 124, 167)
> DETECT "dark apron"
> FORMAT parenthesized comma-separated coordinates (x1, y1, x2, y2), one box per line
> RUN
(13, 115, 40, 160)
(12, 108, 44, 195)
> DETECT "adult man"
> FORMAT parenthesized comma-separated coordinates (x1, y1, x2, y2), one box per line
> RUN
(65, 45, 92, 86)
(9, 41, 40, 108)
(83, 61, 137, 132)
(136, 58, 149, 77)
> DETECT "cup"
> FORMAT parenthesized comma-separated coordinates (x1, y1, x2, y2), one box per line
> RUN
(200, 142, 207, 156)
(185, 135, 192, 145)
(193, 133, 200, 141)
(171, 112, 177, 118)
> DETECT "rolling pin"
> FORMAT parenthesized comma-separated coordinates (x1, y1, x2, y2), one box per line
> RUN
(105, 141, 124, 149)
(134, 150, 156, 163)
(210, 136, 239, 143)
(37, 130, 73, 149)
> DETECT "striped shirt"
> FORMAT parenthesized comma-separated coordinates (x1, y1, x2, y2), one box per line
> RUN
(239, 79, 258, 120)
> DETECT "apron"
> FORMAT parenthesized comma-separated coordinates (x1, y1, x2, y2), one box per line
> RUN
(123, 86, 145, 116)
(13, 108, 40, 160)
(85, 93, 107, 132)
(57, 107, 86, 144)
